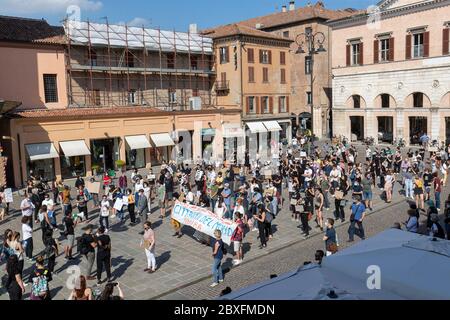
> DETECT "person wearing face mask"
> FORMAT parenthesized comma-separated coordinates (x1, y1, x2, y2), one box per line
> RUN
(99, 195, 111, 233)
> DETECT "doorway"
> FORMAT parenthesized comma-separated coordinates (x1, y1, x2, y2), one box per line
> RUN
(350, 116, 364, 141)
(409, 117, 427, 145)
(446, 118, 450, 145)
(378, 116, 394, 143)
(91, 138, 120, 174)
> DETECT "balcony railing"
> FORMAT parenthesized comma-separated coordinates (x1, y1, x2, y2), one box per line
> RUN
(215, 81, 230, 92)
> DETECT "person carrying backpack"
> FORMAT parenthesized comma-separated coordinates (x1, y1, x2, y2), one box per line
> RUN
(30, 255, 51, 301)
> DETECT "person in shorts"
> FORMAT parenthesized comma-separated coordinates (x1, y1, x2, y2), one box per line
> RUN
(231, 212, 245, 266)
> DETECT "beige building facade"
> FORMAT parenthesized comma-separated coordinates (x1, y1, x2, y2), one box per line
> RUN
(330, 0, 450, 145)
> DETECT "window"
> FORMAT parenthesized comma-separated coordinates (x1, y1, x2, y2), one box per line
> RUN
(89, 49, 97, 66)
(248, 66, 255, 83)
(89, 89, 101, 106)
(190, 56, 198, 70)
(248, 48, 255, 63)
(128, 89, 137, 104)
(263, 67, 269, 83)
(279, 96, 286, 113)
(126, 51, 134, 68)
(305, 56, 312, 74)
(220, 72, 227, 87)
(380, 38, 390, 62)
(280, 51, 286, 65)
(220, 47, 229, 64)
(352, 43, 361, 65)
(280, 69, 286, 84)
(353, 95, 361, 109)
(306, 92, 312, 105)
(260, 50, 271, 64)
(169, 89, 177, 104)
(381, 94, 390, 108)
(192, 89, 199, 97)
(413, 33, 424, 58)
(167, 53, 175, 69)
(248, 96, 256, 114)
(413, 92, 424, 108)
(43, 74, 58, 103)
(283, 31, 290, 38)
(262, 96, 269, 113)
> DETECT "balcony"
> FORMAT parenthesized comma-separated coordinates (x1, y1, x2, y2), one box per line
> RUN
(215, 81, 230, 92)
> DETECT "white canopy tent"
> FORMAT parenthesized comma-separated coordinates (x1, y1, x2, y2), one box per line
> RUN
(222, 230, 450, 300)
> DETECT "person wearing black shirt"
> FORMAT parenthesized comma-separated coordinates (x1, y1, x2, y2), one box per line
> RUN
(80, 225, 97, 280)
(423, 168, 433, 201)
(43, 229, 58, 273)
(75, 175, 85, 189)
(63, 212, 75, 260)
(96, 226, 112, 285)
(6, 255, 25, 300)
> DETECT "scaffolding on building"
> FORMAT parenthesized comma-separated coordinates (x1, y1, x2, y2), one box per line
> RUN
(64, 19, 216, 110)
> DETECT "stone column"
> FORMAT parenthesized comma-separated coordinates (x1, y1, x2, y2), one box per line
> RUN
(430, 109, 440, 141)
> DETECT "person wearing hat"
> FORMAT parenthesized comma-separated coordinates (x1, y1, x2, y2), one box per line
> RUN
(79, 224, 97, 280)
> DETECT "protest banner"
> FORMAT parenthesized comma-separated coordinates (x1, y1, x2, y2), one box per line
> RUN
(172, 201, 238, 245)
(113, 198, 124, 211)
(85, 181, 101, 194)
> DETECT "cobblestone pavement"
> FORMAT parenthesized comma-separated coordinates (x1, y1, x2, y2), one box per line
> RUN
(0, 144, 442, 300)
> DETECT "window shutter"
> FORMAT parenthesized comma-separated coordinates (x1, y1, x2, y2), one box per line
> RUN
(281, 69, 286, 84)
(259, 50, 263, 63)
(423, 31, 430, 57)
(268, 50, 272, 64)
(246, 97, 250, 114)
(226, 46, 230, 62)
(359, 43, 364, 65)
(278, 97, 282, 112)
(373, 39, 379, 64)
(269, 97, 274, 114)
(280, 52, 286, 65)
(406, 34, 412, 60)
(256, 96, 260, 114)
(248, 48, 254, 63)
(346, 44, 351, 66)
(389, 37, 395, 61)
(286, 96, 290, 113)
(443, 28, 449, 55)
(248, 67, 254, 82)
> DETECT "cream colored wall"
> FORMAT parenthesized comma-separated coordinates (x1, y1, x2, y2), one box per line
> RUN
(9, 111, 241, 186)
(0, 44, 67, 109)
(332, 4, 450, 72)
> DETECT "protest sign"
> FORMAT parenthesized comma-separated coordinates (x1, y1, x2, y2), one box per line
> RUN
(85, 181, 101, 194)
(172, 201, 238, 245)
(4, 188, 13, 203)
(113, 198, 124, 211)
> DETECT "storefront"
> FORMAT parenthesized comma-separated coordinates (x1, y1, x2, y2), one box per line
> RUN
(201, 128, 215, 162)
(25, 143, 58, 181)
(90, 138, 120, 174)
(150, 133, 175, 166)
(59, 140, 90, 179)
(125, 135, 150, 170)
(223, 124, 245, 163)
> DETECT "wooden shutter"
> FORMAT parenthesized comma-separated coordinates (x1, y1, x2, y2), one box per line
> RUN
(346, 44, 351, 66)
(259, 50, 263, 63)
(286, 96, 290, 113)
(221, 72, 227, 83)
(248, 67, 254, 82)
(269, 97, 274, 114)
(226, 46, 230, 62)
(373, 39, 379, 64)
(389, 37, 395, 61)
(280, 51, 286, 65)
(248, 48, 254, 63)
(268, 50, 272, 64)
(406, 34, 412, 60)
(280, 69, 286, 84)
(256, 96, 260, 114)
(443, 28, 450, 55)
(423, 31, 430, 57)
(246, 97, 250, 114)
(359, 43, 364, 65)
(278, 97, 282, 112)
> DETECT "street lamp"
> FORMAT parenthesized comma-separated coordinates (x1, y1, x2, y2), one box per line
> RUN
(295, 29, 326, 138)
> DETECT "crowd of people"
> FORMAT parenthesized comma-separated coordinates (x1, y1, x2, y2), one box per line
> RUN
(1, 133, 450, 298)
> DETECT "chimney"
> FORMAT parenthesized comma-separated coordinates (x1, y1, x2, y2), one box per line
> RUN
(289, 1, 295, 11)
(189, 23, 198, 34)
(282, 5, 287, 12)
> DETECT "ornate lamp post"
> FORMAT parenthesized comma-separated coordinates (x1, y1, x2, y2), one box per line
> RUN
(295, 29, 326, 138)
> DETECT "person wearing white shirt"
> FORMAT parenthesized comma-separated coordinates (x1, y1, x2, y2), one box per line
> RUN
(214, 198, 228, 220)
(22, 216, 33, 260)
(100, 196, 111, 232)
(20, 193, 35, 228)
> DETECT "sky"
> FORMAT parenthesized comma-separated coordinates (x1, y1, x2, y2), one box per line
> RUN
(0, 0, 376, 31)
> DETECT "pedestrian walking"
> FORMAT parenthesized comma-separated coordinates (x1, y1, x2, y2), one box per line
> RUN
(141, 221, 157, 273)
(79, 224, 97, 280)
(348, 196, 366, 242)
(96, 226, 112, 284)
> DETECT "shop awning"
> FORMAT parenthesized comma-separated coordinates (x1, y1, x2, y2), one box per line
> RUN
(223, 124, 245, 138)
(26, 143, 59, 161)
(59, 140, 91, 157)
(125, 135, 151, 150)
(246, 122, 267, 134)
(263, 121, 282, 132)
(150, 133, 175, 147)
